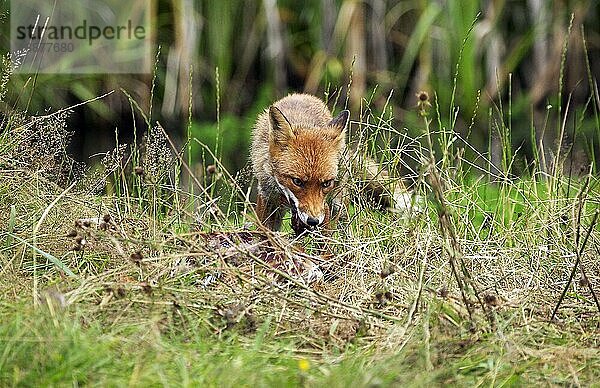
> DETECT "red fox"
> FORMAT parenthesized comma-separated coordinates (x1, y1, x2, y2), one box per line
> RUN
(251, 93, 348, 234)
(251, 93, 417, 235)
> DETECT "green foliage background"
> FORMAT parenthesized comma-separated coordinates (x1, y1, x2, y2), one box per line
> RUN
(0, 0, 599, 173)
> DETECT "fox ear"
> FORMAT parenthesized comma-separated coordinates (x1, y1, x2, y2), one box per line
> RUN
(329, 110, 349, 135)
(269, 106, 294, 145)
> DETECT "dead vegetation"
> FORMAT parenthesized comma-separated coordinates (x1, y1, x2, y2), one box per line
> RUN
(1, 86, 600, 384)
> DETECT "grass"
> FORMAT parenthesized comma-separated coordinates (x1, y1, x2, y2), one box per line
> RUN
(2, 297, 600, 386)
(1, 49, 600, 387)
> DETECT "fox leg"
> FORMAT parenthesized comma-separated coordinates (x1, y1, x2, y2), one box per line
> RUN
(256, 192, 285, 231)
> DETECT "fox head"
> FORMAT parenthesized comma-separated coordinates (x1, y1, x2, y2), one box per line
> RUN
(268, 105, 349, 228)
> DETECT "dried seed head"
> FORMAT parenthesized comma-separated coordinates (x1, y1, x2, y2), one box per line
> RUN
(438, 287, 449, 298)
(116, 287, 126, 298)
(103, 214, 111, 223)
(375, 290, 391, 305)
(130, 251, 143, 264)
(66, 229, 78, 238)
(484, 294, 499, 306)
(416, 90, 432, 116)
(380, 265, 395, 279)
(579, 277, 589, 287)
(134, 166, 145, 176)
(140, 282, 152, 295)
(206, 164, 217, 175)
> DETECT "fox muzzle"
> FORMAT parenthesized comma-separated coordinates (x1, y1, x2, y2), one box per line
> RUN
(274, 178, 326, 228)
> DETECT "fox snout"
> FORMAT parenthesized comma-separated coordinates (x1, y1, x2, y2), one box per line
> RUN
(306, 216, 321, 227)
(276, 181, 328, 228)
(295, 207, 325, 228)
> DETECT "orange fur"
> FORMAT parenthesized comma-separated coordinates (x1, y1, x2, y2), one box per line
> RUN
(251, 93, 348, 234)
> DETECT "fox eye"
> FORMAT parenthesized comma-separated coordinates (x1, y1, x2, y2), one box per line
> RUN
(292, 178, 304, 187)
(321, 179, 334, 188)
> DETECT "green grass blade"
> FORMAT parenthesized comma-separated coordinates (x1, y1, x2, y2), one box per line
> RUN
(9, 234, 77, 278)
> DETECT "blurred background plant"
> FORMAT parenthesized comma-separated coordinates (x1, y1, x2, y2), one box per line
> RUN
(0, 0, 598, 175)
